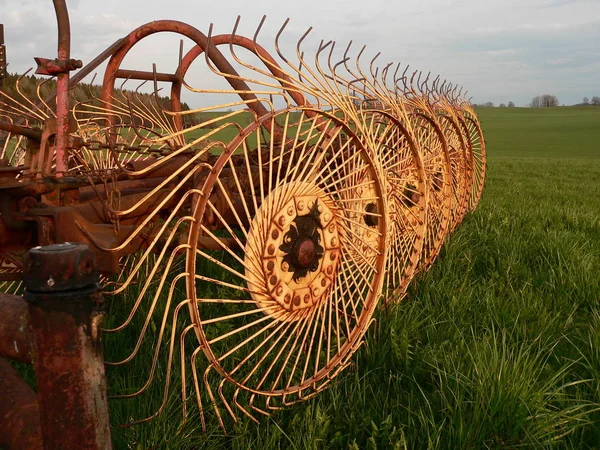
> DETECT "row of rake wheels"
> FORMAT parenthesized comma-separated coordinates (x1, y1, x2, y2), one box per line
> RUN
(0, 14, 486, 433)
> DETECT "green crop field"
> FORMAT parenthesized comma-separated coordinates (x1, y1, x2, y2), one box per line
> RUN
(100, 106, 600, 449)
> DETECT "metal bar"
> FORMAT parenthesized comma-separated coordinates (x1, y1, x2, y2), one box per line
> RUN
(24, 242, 112, 450)
(0, 120, 42, 141)
(51, 0, 71, 176)
(0, 358, 43, 450)
(0, 24, 6, 86)
(115, 68, 179, 82)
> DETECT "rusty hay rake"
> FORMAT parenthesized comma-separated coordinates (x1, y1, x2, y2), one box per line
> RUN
(0, 0, 486, 432)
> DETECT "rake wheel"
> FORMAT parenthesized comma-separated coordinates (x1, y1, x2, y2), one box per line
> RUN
(462, 110, 486, 211)
(359, 110, 426, 302)
(436, 111, 469, 232)
(409, 111, 452, 274)
(185, 107, 387, 428)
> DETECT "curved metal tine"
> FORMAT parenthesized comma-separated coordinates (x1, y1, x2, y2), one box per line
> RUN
(223, 16, 297, 105)
(331, 51, 365, 106)
(193, 23, 277, 116)
(321, 39, 356, 109)
(0, 69, 49, 121)
(273, 21, 321, 99)
(430, 75, 441, 98)
(326, 41, 367, 114)
(341, 41, 369, 97)
(249, 16, 310, 105)
(393, 64, 410, 97)
(419, 71, 430, 96)
(296, 29, 339, 99)
(369, 57, 396, 105)
(36, 77, 59, 118)
(314, 39, 346, 102)
(280, 24, 326, 97)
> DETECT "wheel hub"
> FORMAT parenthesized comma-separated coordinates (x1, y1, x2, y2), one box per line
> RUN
(244, 182, 341, 318)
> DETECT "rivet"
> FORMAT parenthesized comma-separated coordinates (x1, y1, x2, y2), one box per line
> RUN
(47, 276, 55, 287)
(326, 266, 333, 275)
(294, 296, 301, 306)
(297, 201, 304, 210)
(278, 216, 286, 226)
(270, 275, 278, 285)
(271, 229, 279, 240)
(276, 285, 283, 296)
(304, 294, 311, 303)
(267, 261, 275, 271)
(330, 252, 337, 260)
(330, 237, 338, 247)
(287, 206, 294, 216)
(323, 213, 331, 222)
(321, 278, 327, 287)
(328, 224, 336, 233)
(267, 244, 275, 255)
(282, 261, 290, 271)
(284, 294, 291, 303)
(312, 288, 320, 296)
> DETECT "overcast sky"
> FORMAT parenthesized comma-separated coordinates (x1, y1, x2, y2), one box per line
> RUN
(2, 0, 600, 107)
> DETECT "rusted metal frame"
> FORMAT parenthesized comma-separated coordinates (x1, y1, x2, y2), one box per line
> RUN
(114, 68, 179, 83)
(50, 0, 72, 177)
(0, 24, 6, 87)
(0, 120, 42, 141)
(0, 293, 34, 362)
(0, 243, 112, 449)
(23, 243, 112, 449)
(0, 357, 43, 450)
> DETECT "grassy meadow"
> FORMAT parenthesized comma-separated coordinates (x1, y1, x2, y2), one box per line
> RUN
(100, 106, 600, 449)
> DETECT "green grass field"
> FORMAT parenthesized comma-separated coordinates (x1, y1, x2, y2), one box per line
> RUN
(101, 106, 600, 449)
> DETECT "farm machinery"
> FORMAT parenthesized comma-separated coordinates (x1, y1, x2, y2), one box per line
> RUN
(0, 0, 485, 432)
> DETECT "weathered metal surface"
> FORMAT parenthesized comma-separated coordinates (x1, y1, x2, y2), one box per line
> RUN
(0, 24, 6, 86)
(0, 293, 34, 363)
(0, 358, 43, 450)
(24, 243, 112, 450)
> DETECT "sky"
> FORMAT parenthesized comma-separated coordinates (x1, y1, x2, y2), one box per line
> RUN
(2, 0, 600, 107)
